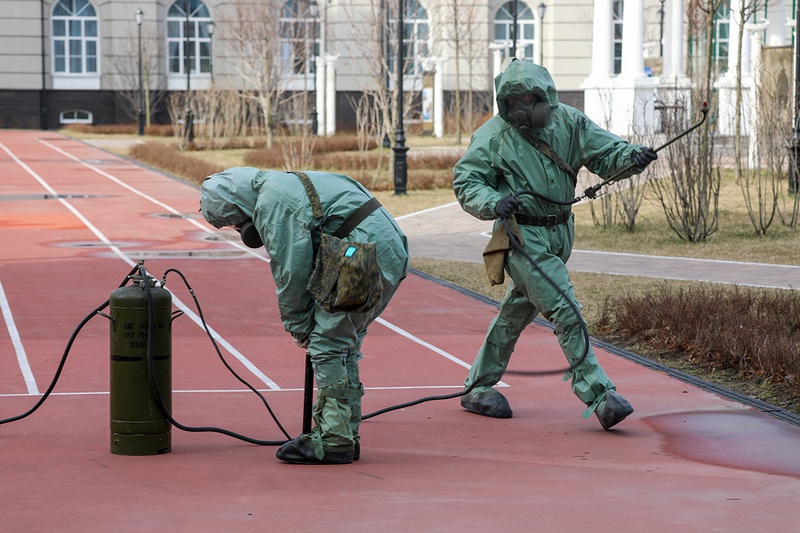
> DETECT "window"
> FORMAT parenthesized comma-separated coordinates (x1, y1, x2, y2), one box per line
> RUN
(713, 2, 730, 74)
(167, 0, 213, 77)
(612, 0, 623, 75)
(52, 0, 98, 74)
(493, 2, 536, 61)
(279, 0, 320, 77)
(60, 110, 93, 124)
(388, 0, 430, 77)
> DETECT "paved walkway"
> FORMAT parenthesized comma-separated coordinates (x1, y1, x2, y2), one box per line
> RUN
(396, 202, 800, 291)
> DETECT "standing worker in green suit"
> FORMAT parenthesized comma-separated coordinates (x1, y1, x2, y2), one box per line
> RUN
(453, 59, 657, 430)
(201, 168, 408, 463)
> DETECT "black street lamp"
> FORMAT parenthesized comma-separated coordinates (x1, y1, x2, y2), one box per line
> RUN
(538, 2, 546, 65)
(511, 0, 518, 58)
(206, 19, 215, 82)
(184, 0, 194, 143)
(393, 0, 408, 195)
(135, 8, 145, 136)
(658, 0, 665, 58)
(794, 4, 800, 193)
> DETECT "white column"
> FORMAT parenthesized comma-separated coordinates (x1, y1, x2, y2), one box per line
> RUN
(434, 57, 444, 138)
(590, 0, 614, 78)
(489, 42, 506, 114)
(621, 0, 645, 78)
(727, 0, 743, 76)
(746, 21, 769, 167)
(315, 56, 325, 136)
(666, 0, 684, 78)
(324, 54, 337, 137)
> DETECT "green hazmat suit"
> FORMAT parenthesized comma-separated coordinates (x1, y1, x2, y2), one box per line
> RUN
(201, 168, 408, 454)
(453, 59, 648, 418)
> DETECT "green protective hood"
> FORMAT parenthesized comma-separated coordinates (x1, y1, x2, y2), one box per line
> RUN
(200, 167, 261, 228)
(495, 59, 559, 122)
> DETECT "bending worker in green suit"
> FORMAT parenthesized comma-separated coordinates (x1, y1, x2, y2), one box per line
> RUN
(201, 168, 408, 463)
(454, 59, 657, 430)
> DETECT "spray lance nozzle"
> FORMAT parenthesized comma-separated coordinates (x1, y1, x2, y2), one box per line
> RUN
(582, 100, 710, 201)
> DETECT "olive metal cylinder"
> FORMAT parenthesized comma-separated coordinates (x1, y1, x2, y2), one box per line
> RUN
(109, 281, 172, 455)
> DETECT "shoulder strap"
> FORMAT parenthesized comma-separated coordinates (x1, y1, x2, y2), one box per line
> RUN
(290, 171, 382, 239)
(518, 127, 579, 186)
(292, 171, 324, 219)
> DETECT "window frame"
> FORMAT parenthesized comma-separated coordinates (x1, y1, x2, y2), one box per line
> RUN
(387, 0, 431, 79)
(279, 0, 321, 79)
(493, 1, 537, 61)
(167, 0, 213, 84)
(612, 0, 623, 75)
(51, 0, 99, 76)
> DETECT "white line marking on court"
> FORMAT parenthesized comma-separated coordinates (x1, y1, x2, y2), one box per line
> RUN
(394, 201, 460, 220)
(36, 137, 269, 262)
(0, 385, 465, 398)
(0, 278, 39, 395)
(375, 317, 508, 387)
(1, 141, 280, 391)
(19, 138, 488, 389)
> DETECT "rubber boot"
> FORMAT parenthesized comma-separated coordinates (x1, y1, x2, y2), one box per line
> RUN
(461, 389, 513, 418)
(594, 390, 634, 430)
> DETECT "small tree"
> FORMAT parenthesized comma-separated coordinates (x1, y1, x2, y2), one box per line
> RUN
(110, 23, 165, 128)
(757, 52, 799, 229)
(651, 95, 721, 242)
(226, 0, 286, 148)
(434, 0, 482, 143)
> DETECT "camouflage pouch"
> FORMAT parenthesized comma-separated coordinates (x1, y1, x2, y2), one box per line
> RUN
(307, 233, 382, 313)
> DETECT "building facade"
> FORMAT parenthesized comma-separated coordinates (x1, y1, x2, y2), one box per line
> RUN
(0, 0, 794, 136)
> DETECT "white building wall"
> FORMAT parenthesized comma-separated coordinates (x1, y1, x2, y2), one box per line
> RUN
(0, 1, 46, 90)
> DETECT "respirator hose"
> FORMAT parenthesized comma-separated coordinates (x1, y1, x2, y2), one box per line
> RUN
(142, 265, 290, 446)
(363, 193, 590, 419)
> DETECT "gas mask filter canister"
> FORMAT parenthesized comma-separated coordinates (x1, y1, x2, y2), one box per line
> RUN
(238, 221, 263, 248)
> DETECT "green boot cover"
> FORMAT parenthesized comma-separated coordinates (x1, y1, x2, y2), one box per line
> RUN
(311, 376, 364, 458)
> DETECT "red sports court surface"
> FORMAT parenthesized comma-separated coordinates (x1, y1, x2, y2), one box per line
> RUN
(1, 130, 799, 532)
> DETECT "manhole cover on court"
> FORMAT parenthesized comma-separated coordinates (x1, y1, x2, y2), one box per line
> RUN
(54, 241, 139, 248)
(110, 250, 251, 259)
(150, 212, 201, 220)
(0, 194, 105, 201)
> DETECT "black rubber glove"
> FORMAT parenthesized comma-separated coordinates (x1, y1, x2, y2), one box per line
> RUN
(631, 147, 658, 170)
(494, 195, 523, 219)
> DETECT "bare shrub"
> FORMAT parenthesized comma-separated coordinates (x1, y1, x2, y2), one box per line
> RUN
(650, 97, 721, 242)
(315, 134, 376, 154)
(129, 142, 221, 184)
(605, 284, 800, 391)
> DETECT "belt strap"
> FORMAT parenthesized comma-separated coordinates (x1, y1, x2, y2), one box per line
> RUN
(515, 210, 571, 227)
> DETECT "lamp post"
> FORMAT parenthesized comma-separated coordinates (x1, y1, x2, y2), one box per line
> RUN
(184, 0, 193, 143)
(538, 2, 546, 65)
(135, 9, 144, 136)
(658, 0, 665, 57)
(794, 3, 800, 194)
(392, 0, 407, 195)
(511, 0, 518, 58)
(206, 19, 215, 81)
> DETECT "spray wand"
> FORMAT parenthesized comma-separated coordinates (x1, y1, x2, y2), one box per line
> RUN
(582, 100, 710, 200)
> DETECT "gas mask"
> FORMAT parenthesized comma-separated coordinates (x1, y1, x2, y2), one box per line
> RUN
(507, 94, 551, 130)
(237, 220, 263, 248)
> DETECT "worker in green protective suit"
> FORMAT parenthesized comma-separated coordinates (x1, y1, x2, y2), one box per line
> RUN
(454, 59, 657, 430)
(201, 168, 408, 463)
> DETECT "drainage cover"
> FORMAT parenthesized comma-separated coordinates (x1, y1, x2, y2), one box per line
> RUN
(0, 194, 105, 201)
